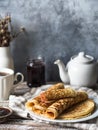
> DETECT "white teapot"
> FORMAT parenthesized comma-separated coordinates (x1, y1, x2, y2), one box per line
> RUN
(54, 52, 98, 87)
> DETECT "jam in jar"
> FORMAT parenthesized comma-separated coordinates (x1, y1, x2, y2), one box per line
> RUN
(27, 56, 46, 87)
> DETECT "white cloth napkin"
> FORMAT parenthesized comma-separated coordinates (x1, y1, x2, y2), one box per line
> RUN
(9, 86, 45, 118)
(9, 95, 28, 118)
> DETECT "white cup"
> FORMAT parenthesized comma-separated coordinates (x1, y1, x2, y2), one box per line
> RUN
(0, 68, 24, 101)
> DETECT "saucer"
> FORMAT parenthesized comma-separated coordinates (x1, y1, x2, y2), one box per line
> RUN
(0, 106, 13, 123)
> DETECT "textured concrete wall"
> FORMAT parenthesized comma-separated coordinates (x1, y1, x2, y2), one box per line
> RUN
(0, 0, 98, 82)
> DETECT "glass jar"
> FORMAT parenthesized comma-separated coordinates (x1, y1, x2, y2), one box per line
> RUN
(26, 56, 46, 88)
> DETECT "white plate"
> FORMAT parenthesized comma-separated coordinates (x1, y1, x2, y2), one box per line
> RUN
(27, 84, 98, 124)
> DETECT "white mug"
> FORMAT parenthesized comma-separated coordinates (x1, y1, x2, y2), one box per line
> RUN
(0, 68, 24, 101)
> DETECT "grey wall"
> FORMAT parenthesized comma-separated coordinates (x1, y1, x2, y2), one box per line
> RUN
(0, 0, 98, 82)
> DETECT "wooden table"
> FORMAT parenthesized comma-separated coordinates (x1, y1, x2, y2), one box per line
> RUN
(0, 82, 98, 130)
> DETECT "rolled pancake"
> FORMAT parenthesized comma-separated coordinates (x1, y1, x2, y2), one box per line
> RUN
(33, 100, 55, 114)
(40, 88, 77, 102)
(59, 99, 95, 119)
(45, 91, 88, 119)
(25, 96, 41, 111)
(46, 83, 64, 91)
(25, 83, 64, 111)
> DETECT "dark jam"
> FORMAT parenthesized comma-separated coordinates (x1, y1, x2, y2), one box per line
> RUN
(0, 108, 10, 116)
(27, 59, 45, 88)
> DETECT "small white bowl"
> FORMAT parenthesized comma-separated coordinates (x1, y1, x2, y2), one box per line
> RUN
(0, 106, 13, 123)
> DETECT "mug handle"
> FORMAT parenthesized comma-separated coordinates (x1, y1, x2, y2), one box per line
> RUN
(13, 72, 24, 88)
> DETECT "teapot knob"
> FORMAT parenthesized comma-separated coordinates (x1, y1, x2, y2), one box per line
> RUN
(79, 52, 85, 57)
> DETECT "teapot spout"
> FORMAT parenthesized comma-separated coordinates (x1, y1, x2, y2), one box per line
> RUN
(54, 59, 70, 84)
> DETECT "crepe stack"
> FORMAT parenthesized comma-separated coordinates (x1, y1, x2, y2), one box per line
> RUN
(25, 83, 65, 114)
(25, 83, 95, 120)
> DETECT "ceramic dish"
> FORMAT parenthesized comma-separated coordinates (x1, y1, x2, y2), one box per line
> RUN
(26, 84, 98, 124)
(0, 106, 13, 123)
(27, 96, 98, 124)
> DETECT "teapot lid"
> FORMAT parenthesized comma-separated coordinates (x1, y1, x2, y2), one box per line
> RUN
(72, 52, 94, 63)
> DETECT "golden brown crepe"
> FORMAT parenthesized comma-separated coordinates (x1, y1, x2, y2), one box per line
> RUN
(46, 83, 64, 91)
(40, 88, 77, 102)
(25, 96, 41, 111)
(59, 99, 95, 120)
(45, 91, 88, 119)
(32, 100, 56, 114)
(25, 83, 64, 111)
